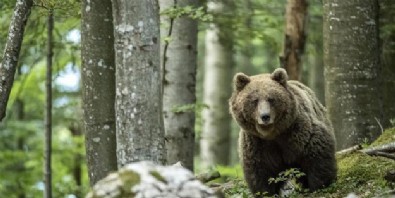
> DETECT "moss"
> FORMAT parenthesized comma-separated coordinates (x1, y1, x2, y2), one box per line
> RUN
(118, 169, 140, 196)
(224, 128, 395, 198)
(149, 170, 167, 184)
(308, 128, 395, 198)
(369, 127, 395, 147)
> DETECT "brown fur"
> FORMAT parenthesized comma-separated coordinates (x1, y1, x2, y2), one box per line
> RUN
(229, 68, 337, 196)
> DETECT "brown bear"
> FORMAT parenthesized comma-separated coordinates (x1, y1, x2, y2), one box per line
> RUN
(229, 68, 337, 196)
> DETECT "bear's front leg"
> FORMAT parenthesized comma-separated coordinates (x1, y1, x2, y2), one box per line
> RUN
(240, 131, 285, 196)
(242, 162, 283, 197)
(302, 155, 337, 191)
(300, 124, 337, 191)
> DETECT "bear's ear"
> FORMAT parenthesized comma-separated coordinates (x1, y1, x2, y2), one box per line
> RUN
(271, 68, 288, 86)
(234, 73, 250, 91)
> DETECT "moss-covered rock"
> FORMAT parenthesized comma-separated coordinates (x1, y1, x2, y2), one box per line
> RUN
(308, 152, 394, 198)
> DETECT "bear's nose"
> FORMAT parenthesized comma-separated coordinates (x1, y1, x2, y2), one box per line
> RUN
(260, 114, 270, 122)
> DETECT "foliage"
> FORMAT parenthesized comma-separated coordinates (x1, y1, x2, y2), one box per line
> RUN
(223, 179, 253, 198)
(161, 6, 213, 22)
(0, 0, 86, 197)
(212, 165, 253, 198)
(268, 168, 305, 186)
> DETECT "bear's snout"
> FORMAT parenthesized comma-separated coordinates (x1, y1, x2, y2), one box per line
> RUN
(256, 100, 275, 125)
(260, 113, 271, 123)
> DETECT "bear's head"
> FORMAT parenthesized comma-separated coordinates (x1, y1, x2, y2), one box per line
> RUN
(229, 68, 296, 140)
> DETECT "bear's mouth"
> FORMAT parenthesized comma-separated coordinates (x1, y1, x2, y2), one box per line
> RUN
(258, 123, 274, 130)
(255, 124, 276, 139)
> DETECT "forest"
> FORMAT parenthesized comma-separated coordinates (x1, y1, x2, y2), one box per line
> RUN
(0, 0, 394, 197)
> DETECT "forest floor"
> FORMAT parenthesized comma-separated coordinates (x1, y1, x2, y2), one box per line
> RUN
(214, 128, 395, 198)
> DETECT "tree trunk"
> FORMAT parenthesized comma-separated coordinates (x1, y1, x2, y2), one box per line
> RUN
(379, 0, 395, 128)
(160, 0, 198, 171)
(238, 0, 256, 75)
(200, 0, 233, 168)
(112, 0, 166, 167)
(15, 98, 26, 198)
(323, 0, 383, 149)
(307, 9, 325, 104)
(280, 0, 308, 81)
(81, 0, 118, 185)
(0, 0, 33, 121)
(69, 124, 82, 198)
(44, 9, 54, 198)
(307, 42, 325, 104)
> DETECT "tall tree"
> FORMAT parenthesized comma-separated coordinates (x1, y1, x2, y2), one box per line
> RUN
(69, 124, 83, 197)
(280, 0, 308, 81)
(112, 0, 166, 166)
(379, 0, 395, 128)
(200, 0, 234, 168)
(44, 9, 54, 198)
(307, 2, 325, 103)
(81, 0, 118, 185)
(0, 0, 33, 121)
(323, 0, 383, 149)
(307, 42, 325, 103)
(237, 0, 257, 75)
(160, 1, 198, 170)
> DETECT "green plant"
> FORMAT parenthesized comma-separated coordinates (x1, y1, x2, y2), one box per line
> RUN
(268, 168, 305, 185)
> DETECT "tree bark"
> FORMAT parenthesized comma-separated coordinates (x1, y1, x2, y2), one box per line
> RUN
(81, 0, 118, 185)
(0, 0, 33, 121)
(44, 9, 54, 198)
(112, 0, 166, 167)
(200, 0, 234, 168)
(323, 0, 383, 149)
(280, 0, 308, 81)
(160, 0, 198, 171)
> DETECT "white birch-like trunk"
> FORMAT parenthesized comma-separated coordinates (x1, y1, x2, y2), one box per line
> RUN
(112, 0, 166, 167)
(200, 1, 233, 168)
(160, 0, 198, 171)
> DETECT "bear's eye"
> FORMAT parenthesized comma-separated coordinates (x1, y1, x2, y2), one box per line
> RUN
(252, 98, 259, 105)
(267, 98, 275, 104)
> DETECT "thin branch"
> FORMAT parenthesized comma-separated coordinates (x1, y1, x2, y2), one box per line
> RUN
(0, 0, 34, 121)
(336, 145, 362, 155)
(361, 142, 395, 155)
(368, 151, 395, 160)
(374, 117, 384, 134)
(44, 9, 54, 198)
(360, 142, 395, 161)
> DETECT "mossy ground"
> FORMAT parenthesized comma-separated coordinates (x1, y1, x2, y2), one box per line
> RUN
(221, 128, 395, 198)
